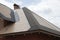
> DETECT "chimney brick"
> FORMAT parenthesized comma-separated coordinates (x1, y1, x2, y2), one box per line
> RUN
(0, 17, 4, 30)
(0, 17, 13, 30)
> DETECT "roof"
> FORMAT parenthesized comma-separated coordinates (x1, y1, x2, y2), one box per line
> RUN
(0, 3, 19, 22)
(0, 4, 60, 37)
(22, 7, 60, 37)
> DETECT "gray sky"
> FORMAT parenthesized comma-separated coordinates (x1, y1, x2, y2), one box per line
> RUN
(0, 0, 60, 28)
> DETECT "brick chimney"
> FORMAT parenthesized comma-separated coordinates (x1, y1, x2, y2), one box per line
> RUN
(14, 4, 20, 9)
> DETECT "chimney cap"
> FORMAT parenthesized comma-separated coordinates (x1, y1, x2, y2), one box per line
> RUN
(14, 4, 18, 6)
(14, 4, 20, 9)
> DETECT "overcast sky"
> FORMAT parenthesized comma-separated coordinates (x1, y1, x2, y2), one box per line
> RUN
(0, 0, 60, 28)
